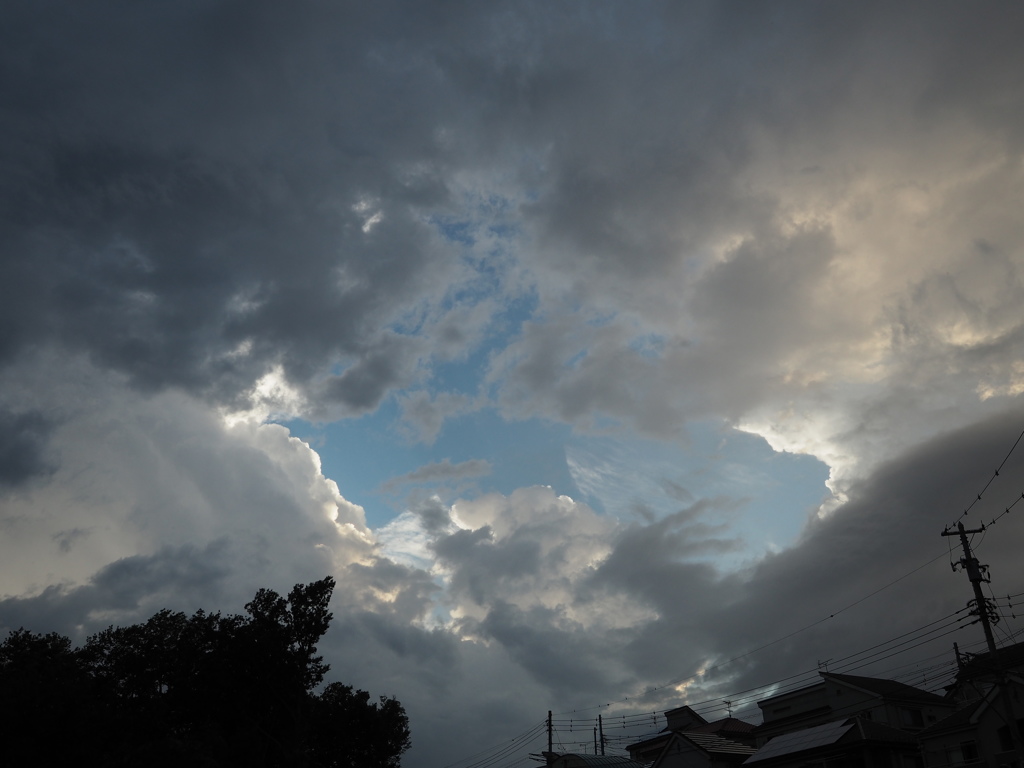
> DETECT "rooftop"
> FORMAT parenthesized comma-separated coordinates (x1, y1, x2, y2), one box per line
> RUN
(680, 732, 758, 757)
(746, 717, 918, 765)
(958, 641, 1024, 680)
(547, 754, 646, 767)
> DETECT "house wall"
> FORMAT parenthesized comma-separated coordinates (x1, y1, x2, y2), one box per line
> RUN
(920, 689, 1024, 768)
(655, 738, 710, 768)
(824, 684, 879, 723)
(920, 726, 983, 768)
(824, 681, 951, 733)
(760, 684, 829, 724)
(630, 736, 671, 764)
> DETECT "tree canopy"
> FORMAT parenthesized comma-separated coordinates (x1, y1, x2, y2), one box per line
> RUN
(0, 577, 411, 767)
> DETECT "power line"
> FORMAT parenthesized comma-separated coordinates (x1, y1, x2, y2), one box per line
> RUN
(444, 722, 547, 768)
(556, 548, 949, 720)
(510, 429, 1024, 758)
(553, 607, 977, 744)
(948, 423, 1024, 529)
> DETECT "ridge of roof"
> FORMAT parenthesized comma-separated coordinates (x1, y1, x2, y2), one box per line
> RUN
(665, 704, 709, 722)
(822, 672, 949, 705)
(691, 717, 757, 734)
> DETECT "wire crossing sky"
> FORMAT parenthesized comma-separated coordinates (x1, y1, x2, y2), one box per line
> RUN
(3, 2, 1024, 765)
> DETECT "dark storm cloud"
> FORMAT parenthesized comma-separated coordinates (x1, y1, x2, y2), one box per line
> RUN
(348, 611, 458, 670)
(433, 525, 543, 608)
(344, 557, 441, 624)
(5, 0, 1023, 440)
(411, 497, 454, 534)
(575, 410, 1024, 709)
(51, 528, 91, 554)
(589, 500, 742, 612)
(0, 540, 231, 637)
(412, 413, 1024, 717)
(476, 600, 621, 697)
(0, 0, 496, 413)
(0, 408, 55, 488)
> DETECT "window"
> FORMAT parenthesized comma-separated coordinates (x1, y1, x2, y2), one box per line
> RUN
(946, 741, 979, 766)
(998, 719, 1024, 752)
(962, 742, 979, 763)
(900, 708, 924, 728)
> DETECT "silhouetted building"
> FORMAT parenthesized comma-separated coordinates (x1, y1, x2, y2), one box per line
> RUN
(755, 673, 955, 744)
(919, 674, 1024, 768)
(627, 707, 758, 767)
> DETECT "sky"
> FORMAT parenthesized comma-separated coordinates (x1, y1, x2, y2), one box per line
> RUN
(3, 1, 1024, 765)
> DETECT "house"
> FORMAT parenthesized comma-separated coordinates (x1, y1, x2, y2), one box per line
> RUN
(918, 675, 1024, 768)
(743, 716, 922, 768)
(643, 731, 758, 768)
(627, 705, 758, 765)
(755, 673, 956, 744)
(949, 642, 1024, 709)
(957, 644, 1024, 686)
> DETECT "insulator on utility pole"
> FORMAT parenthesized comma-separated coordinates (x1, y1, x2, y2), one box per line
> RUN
(942, 522, 998, 650)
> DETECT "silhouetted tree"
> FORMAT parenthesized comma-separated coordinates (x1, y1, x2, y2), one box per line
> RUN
(307, 682, 413, 768)
(0, 628, 101, 764)
(0, 576, 411, 768)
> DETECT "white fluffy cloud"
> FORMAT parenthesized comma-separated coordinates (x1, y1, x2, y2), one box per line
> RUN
(0, 352, 374, 613)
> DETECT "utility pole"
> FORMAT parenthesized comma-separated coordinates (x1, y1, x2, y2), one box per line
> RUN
(547, 711, 552, 755)
(598, 714, 605, 756)
(943, 521, 1024, 767)
(943, 523, 998, 649)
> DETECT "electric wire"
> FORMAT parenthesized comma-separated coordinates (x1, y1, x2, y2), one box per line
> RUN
(443, 722, 547, 768)
(467, 726, 546, 768)
(554, 549, 948, 719)
(550, 608, 979, 747)
(948, 423, 1024, 529)
(466, 727, 546, 768)
(595, 611, 968, 726)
